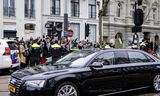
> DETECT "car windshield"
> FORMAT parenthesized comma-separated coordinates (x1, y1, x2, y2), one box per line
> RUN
(54, 51, 97, 68)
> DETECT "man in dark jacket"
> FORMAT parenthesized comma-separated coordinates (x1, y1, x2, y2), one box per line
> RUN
(43, 38, 52, 58)
(51, 40, 61, 64)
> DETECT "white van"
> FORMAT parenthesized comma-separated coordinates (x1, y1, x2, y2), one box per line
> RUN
(0, 39, 20, 70)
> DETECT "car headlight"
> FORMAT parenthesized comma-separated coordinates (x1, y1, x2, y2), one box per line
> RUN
(25, 80, 45, 88)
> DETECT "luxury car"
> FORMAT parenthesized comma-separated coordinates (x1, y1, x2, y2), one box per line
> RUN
(9, 49, 160, 96)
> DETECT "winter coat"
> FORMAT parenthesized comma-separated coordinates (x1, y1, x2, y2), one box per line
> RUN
(19, 44, 26, 64)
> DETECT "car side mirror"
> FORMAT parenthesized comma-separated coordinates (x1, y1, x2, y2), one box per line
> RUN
(90, 62, 103, 69)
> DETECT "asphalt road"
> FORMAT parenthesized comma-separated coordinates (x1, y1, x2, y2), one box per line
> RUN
(0, 75, 10, 96)
(0, 74, 160, 96)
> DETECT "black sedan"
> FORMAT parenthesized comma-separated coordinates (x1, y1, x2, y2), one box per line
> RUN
(9, 49, 160, 96)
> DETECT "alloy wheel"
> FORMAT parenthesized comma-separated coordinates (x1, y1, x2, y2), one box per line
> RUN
(57, 84, 78, 96)
(153, 74, 160, 91)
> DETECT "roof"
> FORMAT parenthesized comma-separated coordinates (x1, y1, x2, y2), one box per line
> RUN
(77, 48, 144, 53)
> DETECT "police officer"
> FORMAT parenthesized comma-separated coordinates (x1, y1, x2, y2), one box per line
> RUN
(51, 40, 61, 64)
(70, 43, 79, 52)
(30, 39, 41, 66)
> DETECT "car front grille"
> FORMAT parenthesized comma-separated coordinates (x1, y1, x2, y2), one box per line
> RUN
(9, 77, 23, 96)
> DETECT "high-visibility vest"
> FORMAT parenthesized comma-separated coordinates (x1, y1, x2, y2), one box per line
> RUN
(70, 47, 79, 51)
(32, 43, 40, 48)
(51, 43, 61, 48)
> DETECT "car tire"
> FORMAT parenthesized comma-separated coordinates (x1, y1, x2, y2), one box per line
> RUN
(54, 82, 79, 96)
(151, 74, 160, 92)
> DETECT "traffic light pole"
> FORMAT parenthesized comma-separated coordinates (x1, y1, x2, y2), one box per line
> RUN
(133, 2, 139, 45)
(132, 0, 143, 48)
(64, 0, 68, 37)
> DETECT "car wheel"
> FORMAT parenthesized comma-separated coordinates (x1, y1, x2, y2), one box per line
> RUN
(152, 74, 160, 92)
(54, 82, 79, 96)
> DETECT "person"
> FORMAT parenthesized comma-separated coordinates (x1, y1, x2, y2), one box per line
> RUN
(51, 40, 62, 63)
(140, 39, 147, 51)
(19, 40, 26, 68)
(104, 43, 111, 49)
(70, 43, 79, 52)
(43, 38, 52, 58)
(30, 39, 41, 66)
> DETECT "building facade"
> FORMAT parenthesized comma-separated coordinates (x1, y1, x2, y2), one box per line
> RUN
(42, 0, 100, 42)
(103, 0, 160, 48)
(0, 0, 42, 40)
(0, 0, 101, 43)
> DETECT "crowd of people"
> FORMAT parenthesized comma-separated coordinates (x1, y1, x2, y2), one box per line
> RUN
(16, 36, 112, 69)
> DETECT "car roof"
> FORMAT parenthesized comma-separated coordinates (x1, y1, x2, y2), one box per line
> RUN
(79, 48, 160, 62)
(80, 48, 143, 52)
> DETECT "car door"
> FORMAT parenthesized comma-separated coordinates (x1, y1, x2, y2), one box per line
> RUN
(87, 52, 124, 93)
(122, 51, 153, 89)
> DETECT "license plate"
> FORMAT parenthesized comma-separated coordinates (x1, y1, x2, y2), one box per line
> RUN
(8, 85, 16, 93)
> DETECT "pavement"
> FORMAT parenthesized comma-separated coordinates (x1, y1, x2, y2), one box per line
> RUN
(0, 75, 10, 96)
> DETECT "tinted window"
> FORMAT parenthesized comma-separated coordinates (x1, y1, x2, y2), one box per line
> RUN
(7, 42, 18, 50)
(96, 52, 114, 65)
(115, 52, 129, 64)
(128, 52, 151, 63)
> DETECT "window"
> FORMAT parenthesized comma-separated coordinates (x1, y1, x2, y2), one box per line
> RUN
(117, 2, 121, 17)
(30, 0, 35, 18)
(88, 24, 96, 42)
(71, 0, 79, 17)
(115, 52, 129, 64)
(25, 24, 35, 30)
(70, 23, 80, 40)
(3, 0, 15, 17)
(89, 0, 96, 18)
(25, 0, 35, 18)
(51, 0, 60, 15)
(142, 6, 147, 20)
(96, 52, 114, 65)
(130, 4, 134, 22)
(128, 52, 153, 63)
(153, 8, 157, 23)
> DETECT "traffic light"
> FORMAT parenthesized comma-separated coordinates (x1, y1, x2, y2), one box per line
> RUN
(85, 24, 90, 38)
(137, 0, 143, 6)
(132, 26, 142, 33)
(55, 22, 63, 32)
(134, 9, 144, 26)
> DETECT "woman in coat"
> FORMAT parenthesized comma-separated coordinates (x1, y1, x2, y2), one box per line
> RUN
(19, 40, 26, 68)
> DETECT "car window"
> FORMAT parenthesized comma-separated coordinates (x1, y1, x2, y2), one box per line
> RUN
(115, 52, 129, 64)
(7, 42, 18, 50)
(55, 51, 97, 68)
(95, 52, 114, 65)
(128, 52, 154, 63)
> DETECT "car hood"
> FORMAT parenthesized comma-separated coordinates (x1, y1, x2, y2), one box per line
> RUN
(11, 65, 76, 80)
